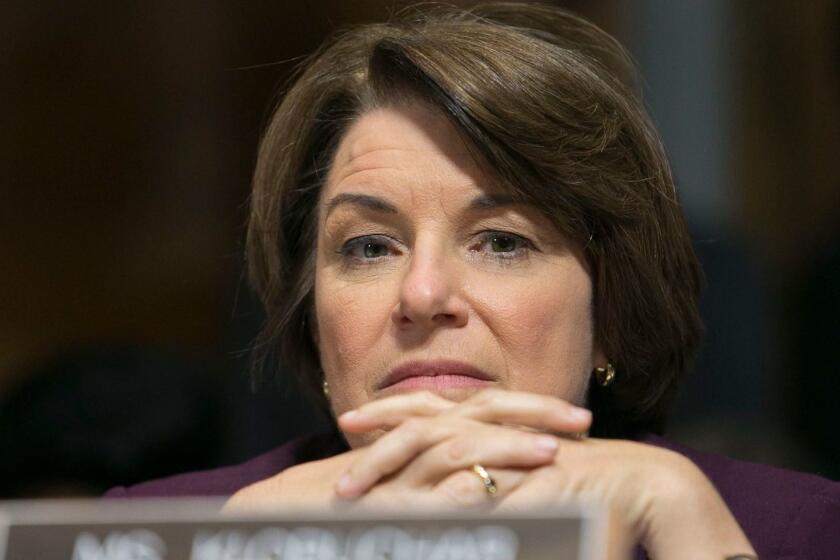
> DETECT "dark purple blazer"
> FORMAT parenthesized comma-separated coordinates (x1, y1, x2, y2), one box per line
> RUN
(106, 433, 840, 559)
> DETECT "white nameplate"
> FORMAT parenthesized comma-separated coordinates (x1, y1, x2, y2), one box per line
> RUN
(0, 498, 614, 559)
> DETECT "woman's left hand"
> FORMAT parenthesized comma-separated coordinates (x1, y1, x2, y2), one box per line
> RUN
(495, 437, 754, 559)
(338, 388, 755, 559)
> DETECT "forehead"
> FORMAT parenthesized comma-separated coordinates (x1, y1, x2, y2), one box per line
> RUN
(338, 104, 468, 161)
(325, 104, 485, 193)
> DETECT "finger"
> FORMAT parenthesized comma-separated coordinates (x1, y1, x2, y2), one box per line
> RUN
(338, 391, 456, 433)
(354, 468, 528, 512)
(336, 418, 560, 498)
(342, 389, 591, 435)
(432, 467, 529, 509)
(396, 425, 560, 486)
(450, 389, 592, 434)
(335, 416, 453, 498)
(494, 464, 570, 513)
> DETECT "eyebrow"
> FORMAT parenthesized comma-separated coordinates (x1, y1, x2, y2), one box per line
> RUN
(467, 194, 521, 210)
(323, 193, 399, 219)
(322, 192, 526, 220)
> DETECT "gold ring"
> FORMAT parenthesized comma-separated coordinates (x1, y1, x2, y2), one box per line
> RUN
(471, 464, 497, 496)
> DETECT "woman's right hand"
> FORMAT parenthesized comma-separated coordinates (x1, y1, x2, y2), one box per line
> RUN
(222, 447, 363, 512)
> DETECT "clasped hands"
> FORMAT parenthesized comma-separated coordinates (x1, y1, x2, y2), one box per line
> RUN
(225, 389, 755, 558)
(226, 390, 599, 510)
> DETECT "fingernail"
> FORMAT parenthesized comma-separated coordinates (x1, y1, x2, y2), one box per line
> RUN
(339, 410, 359, 421)
(534, 435, 560, 454)
(339, 410, 370, 424)
(335, 473, 362, 497)
(569, 407, 592, 422)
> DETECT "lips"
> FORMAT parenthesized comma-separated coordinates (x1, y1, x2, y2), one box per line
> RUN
(379, 359, 496, 390)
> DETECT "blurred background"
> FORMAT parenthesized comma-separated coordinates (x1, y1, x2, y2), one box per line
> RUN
(1, 0, 838, 498)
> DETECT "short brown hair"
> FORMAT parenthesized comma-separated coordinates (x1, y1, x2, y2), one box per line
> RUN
(247, 2, 702, 438)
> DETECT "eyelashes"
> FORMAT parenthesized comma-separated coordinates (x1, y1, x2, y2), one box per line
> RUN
(338, 234, 402, 263)
(472, 231, 534, 259)
(337, 231, 536, 266)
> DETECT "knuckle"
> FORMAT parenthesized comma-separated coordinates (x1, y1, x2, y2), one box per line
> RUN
(440, 471, 484, 508)
(445, 436, 475, 463)
(418, 390, 444, 412)
(469, 387, 500, 406)
(398, 417, 427, 439)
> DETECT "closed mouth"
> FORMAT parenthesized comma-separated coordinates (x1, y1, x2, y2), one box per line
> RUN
(379, 359, 495, 390)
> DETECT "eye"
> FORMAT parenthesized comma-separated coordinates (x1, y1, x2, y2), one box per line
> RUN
(339, 235, 400, 262)
(489, 233, 519, 253)
(473, 230, 534, 259)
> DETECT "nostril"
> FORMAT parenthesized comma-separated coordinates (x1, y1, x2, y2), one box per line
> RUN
(433, 309, 468, 328)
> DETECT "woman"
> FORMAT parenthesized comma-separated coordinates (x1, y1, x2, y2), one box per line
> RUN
(108, 3, 840, 558)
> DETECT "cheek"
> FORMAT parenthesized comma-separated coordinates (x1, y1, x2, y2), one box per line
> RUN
(474, 264, 594, 396)
(314, 274, 395, 386)
(498, 288, 592, 354)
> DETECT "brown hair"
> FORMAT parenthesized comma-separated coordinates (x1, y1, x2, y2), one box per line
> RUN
(247, 2, 702, 438)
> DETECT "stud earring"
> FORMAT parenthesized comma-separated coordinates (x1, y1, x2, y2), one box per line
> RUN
(322, 379, 330, 397)
(593, 362, 616, 387)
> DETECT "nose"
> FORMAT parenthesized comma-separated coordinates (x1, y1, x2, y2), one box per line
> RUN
(392, 240, 468, 330)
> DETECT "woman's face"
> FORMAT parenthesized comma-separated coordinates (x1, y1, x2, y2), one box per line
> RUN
(314, 104, 600, 447)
